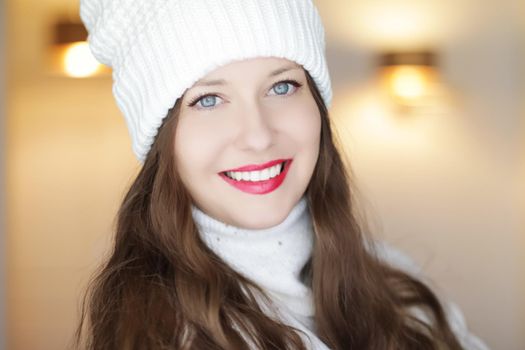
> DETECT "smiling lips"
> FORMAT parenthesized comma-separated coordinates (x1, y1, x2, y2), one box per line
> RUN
(219, 159, 293, 195)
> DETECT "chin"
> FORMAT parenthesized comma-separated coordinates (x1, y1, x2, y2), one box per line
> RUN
(231, 199, 296, 230)
(235, 216, 284, 230)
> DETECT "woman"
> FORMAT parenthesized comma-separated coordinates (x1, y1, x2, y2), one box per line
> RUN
(76, 0, 489, 349)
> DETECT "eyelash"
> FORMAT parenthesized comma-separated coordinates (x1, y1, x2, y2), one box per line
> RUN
(186, 79, 303, 109)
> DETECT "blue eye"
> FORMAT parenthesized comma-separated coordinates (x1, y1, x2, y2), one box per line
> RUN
(270, 80, 301, 96)
(199, 95, 218, 108)
(273, 82, 291, 95)
(188, 94, 223, 109)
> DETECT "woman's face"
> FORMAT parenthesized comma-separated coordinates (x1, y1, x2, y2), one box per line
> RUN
(174, 57, 321, 229)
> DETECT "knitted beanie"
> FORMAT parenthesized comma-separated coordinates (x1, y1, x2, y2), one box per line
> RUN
(80, 0, 332, 161)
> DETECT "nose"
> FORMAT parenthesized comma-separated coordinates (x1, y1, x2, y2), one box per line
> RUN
(235, 101, 275, 151)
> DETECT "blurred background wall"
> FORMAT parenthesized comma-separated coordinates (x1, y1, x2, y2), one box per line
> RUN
(4, 0, 524, 349)
(1, 0, 6, 348)
(317, 3, 525, 350)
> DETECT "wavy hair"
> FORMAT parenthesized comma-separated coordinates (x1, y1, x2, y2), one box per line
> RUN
(74, 70, 464, 349)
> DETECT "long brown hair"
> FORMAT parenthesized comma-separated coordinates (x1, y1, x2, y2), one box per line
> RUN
(74, 70, 464, 349)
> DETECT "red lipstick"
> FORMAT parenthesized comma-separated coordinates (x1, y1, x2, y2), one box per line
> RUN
(222, 159, 287, 172)
(219, 159, 293, 195)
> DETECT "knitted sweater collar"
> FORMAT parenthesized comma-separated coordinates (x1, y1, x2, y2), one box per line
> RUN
(191, 197, 315, 318)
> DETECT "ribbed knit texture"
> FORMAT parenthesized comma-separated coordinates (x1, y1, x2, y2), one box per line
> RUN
(192, 199, 491, 350)
(192, 197, 331, 349)
(193, 197, 315, 319)
(80, 0, 332, 161)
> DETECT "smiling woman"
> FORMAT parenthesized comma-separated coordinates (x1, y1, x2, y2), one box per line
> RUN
(76, 0, 489, 349)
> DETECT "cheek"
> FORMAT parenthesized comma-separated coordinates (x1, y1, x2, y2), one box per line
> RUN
(280, 101, 321, 147)
(174, 119, 214, 177)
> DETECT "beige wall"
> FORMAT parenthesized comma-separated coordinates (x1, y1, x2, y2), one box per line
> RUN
(319, 1, 525, 349)
(6, 2, 138, 349)
(520, 11, 525, 348)
(329, 90, 524, 349)
(5, 0, 525, 349)
(0, 0, 6, 347)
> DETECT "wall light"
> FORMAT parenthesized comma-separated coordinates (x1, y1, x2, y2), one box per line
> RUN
(378, 51, 439, 107)
(50, 21, 108, 78)
(62, 41, 100, 78)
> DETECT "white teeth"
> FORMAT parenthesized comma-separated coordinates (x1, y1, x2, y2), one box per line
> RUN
(225, 161, 286, 182)
(269, 165, 277, 178)
(260, 168, 270, 181)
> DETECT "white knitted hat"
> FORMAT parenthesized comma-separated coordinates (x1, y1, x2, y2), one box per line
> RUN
(80, 0, 332, 161)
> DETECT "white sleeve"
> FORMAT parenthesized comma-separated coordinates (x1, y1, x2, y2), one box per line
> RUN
(444, 301, 491, 350)
(372, 241, 491, 350)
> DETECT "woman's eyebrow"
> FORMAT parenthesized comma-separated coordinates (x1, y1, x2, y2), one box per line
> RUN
(268, 65, 301, 77)
(194, 79, 227, 87)
(193, 65, 301, 87)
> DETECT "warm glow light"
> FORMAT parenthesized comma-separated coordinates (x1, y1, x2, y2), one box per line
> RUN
(380, 65, 437, 104)
(63, 41, 101, 78)
(365, 6, 429, 46)
(330, 85, 445, 156)
(390, 66, 426, 99)
(321, 1, 466, 50)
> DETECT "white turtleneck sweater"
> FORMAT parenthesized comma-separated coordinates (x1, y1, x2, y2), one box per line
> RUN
(191, 198, 489, 350)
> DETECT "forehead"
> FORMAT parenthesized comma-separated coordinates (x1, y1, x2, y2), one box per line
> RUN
(191, 57, 304, 88)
